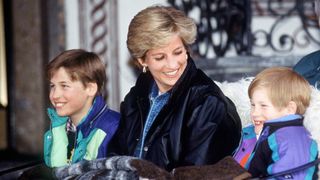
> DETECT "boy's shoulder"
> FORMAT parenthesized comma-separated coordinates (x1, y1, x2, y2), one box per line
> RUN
(104, 108, 120, 117)
(265, 118, 313, 145)
(93, 108, 120, 131)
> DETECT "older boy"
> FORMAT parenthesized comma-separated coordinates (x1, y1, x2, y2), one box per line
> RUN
(44, 49, 119, 167)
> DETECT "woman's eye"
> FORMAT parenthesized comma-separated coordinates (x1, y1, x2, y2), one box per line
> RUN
(154, 56, 164, 61)
(174, 51, 183, 55)
(49, 84, 55, 89)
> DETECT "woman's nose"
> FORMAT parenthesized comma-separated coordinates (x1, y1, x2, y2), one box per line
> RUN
(166, 57, 178, 69)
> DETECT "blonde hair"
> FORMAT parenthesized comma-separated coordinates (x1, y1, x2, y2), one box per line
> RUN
(127, 6, 197, 62)
(248, 67, 311, 114)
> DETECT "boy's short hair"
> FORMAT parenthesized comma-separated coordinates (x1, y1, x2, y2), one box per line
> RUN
(248, 67, 311, 115)
(47, 49, 107, 95)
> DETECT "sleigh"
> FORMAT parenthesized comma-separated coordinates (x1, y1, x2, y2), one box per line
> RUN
(3, 78, 320, 179)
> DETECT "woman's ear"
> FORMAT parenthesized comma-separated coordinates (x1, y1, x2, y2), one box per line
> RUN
(137, 58, 145, 67)
(287, 101, 297, 114)
(86, 82, 98, 97)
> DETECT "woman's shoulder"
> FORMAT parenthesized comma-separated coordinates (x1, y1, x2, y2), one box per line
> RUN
(190, 68, 216, 86)
(124, 73, 153, 99)
(186, 69, 224, 95)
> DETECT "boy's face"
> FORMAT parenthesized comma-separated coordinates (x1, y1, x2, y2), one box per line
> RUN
(49, 67, 94, 125)
(250, 87, 290, 135)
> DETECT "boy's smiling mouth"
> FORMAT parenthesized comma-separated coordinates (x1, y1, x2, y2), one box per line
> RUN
(54, 102, 65, 108)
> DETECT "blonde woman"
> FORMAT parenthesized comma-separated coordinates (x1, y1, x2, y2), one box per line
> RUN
(108, 6, 242, 171)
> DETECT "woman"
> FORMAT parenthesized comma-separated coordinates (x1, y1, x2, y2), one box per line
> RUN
(108, 6, 242, 171)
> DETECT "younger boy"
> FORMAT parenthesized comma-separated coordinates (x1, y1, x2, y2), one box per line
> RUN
(44, 49, 120, 167)
(234, 67, 318, 179)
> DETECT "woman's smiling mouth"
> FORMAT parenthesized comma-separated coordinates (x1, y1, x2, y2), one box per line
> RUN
(164, 69, 178, 76)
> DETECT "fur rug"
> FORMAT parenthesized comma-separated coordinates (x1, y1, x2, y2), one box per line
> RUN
(216, 78, 320, 177)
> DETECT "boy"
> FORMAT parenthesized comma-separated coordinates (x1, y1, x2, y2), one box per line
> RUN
(234, 67, 318, 179)
(44, 49, 120, 167)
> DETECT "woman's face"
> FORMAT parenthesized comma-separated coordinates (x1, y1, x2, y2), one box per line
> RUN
(139, 34, 188, 93)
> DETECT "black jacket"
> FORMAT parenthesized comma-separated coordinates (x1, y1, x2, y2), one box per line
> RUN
(108, 58, 242, 171)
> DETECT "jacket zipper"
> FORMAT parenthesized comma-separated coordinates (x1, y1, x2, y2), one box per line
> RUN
(69, 130, 77, 165)
(70, 104, 107, 164)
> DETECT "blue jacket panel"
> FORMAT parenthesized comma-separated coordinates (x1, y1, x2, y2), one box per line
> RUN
(293, 50, 320, 89)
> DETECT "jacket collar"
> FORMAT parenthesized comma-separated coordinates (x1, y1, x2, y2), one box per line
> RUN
(77, 95, 107, 135)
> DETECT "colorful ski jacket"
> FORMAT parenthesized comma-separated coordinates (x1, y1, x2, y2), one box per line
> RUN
(44, 95, 120, 167)
(234, 114, 318, 179)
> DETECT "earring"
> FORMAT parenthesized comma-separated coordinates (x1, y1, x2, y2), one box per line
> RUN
(142, 66, 147, 73)
(186, 54, 188, 60)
